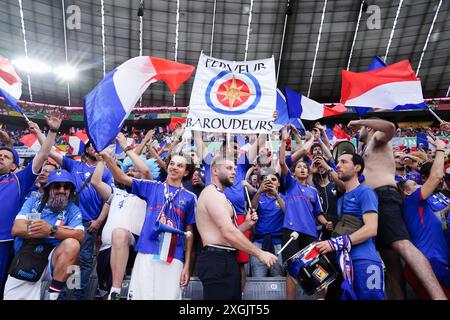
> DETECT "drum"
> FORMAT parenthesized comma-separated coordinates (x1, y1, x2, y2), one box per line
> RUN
(284, 242, 339, 295)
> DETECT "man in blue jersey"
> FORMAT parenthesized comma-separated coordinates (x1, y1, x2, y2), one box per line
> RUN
(250, 168, 286, 276)
(3, 169, 84, 300)
(279, 126, 334, 299)
(316, 153, 384, 300)
(47, 140, 113, 299)
(0, 117, 61, 299)
(397, 138, 449, 297)
(102, 151, 196, 299)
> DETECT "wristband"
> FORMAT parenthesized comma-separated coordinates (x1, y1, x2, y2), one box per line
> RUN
(436, 149, 445, 153)
(124, 146, 132, 152)
(49, 128, 58, 133)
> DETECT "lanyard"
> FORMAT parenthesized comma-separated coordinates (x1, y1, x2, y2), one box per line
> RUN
(213, 184, 238, 227)
(157, 181, 183, 228)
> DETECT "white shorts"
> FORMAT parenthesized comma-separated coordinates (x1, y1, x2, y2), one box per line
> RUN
(127, 253, 183, 300)
(3, 248, 56, 300)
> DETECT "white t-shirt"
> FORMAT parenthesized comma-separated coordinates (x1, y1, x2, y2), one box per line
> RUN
(100, 187, 147, 251)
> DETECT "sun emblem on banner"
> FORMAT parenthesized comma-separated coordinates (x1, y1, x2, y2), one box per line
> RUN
(205, 70, 261, 115)
(214, 76, 254, 109)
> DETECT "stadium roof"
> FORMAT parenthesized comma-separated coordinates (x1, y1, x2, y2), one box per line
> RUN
(1, 0, 449, 108)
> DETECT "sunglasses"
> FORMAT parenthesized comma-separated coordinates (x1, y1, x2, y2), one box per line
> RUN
(51, 183, 72, 190)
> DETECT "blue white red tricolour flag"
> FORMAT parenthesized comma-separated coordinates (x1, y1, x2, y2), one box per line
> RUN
(354, 56, 387, 117)
(19, 133, 40, 152)
(273, 88, 305, 133)
(285, 87, 347, 121)
(84, 56, 195, 151)
(341, 60, 427, 110)
(66, 130, 89, 155)
(186, 53, 277, 134)
(0, 55, 24, 115)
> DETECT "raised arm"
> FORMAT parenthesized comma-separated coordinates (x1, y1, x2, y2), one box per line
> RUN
(100, 149, 133, 187)
(193, 130, 208, 161)
(421, 138, 446, 199)
(91, 160, 112, 202)
(32, 116, 62, 173)
(348, 119, 396, 144)
(29, 121, 64, 166)
(290, 131, 314, 164)
(289, 124, 302, 145)
(134, 129, 154, 156)
(279, 126, 290, 176)
(247, 133, 267, 164)
(117, 133, 152, 180)
(147, 145, 167, 172)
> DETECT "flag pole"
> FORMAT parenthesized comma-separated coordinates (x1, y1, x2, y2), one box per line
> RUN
(426, 105, 444, 123)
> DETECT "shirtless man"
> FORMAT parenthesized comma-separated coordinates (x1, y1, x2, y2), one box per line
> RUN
(196, 156, 278, 300)
(348, 118, 447, 300)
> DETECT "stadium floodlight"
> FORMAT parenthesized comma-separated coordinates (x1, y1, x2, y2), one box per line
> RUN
(12, 57, 52, 74)
(53, 65, 78, 80)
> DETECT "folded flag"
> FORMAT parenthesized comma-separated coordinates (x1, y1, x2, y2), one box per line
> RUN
(84, 56, 195, 151)
(285, 87, 347, 120)
(20, 133, 40, 152)
(0, 55, 25, 115)
(341, 60, 427, 110)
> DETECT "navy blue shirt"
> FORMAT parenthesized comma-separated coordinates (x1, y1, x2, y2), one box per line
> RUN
(282, 171, 323, 238)
(0, 164, 38, 241)
(337, 184, 381, 263)
(62, 157, 113, 221)
(130, 179, 196, 262)
(254, 193, 285, 244)
(403, 188, 449, 265)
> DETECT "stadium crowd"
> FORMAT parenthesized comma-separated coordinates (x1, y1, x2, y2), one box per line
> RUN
(0, 116, 449, 300)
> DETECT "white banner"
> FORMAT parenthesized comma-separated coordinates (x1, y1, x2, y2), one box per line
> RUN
(186, 53, 277, 134)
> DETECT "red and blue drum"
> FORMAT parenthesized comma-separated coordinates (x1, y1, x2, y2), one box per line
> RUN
(284, 242, 338, 295)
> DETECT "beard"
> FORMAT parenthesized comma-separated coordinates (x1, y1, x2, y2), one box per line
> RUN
(218, 174, 234, 188)
(47, 190, 70, 211)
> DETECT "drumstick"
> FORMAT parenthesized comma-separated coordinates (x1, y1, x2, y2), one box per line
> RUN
(242, 181, 258, 221)
(277, 231, 299, 255)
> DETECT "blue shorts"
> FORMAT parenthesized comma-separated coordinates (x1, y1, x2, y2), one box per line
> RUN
(353, 259, 385, 300)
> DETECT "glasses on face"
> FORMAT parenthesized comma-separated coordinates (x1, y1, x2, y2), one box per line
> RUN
(51, 183, 72, 190)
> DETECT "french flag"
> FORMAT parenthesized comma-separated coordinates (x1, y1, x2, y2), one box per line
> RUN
(341, 60, 427, 110)
(273, 89, 305, 133)
(84, 56, 195, 152)
(285, 87, 347, 120)
(66, 131, 89, 155)
(0, 55, 24, 115)
(20, 133, 40, 152)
